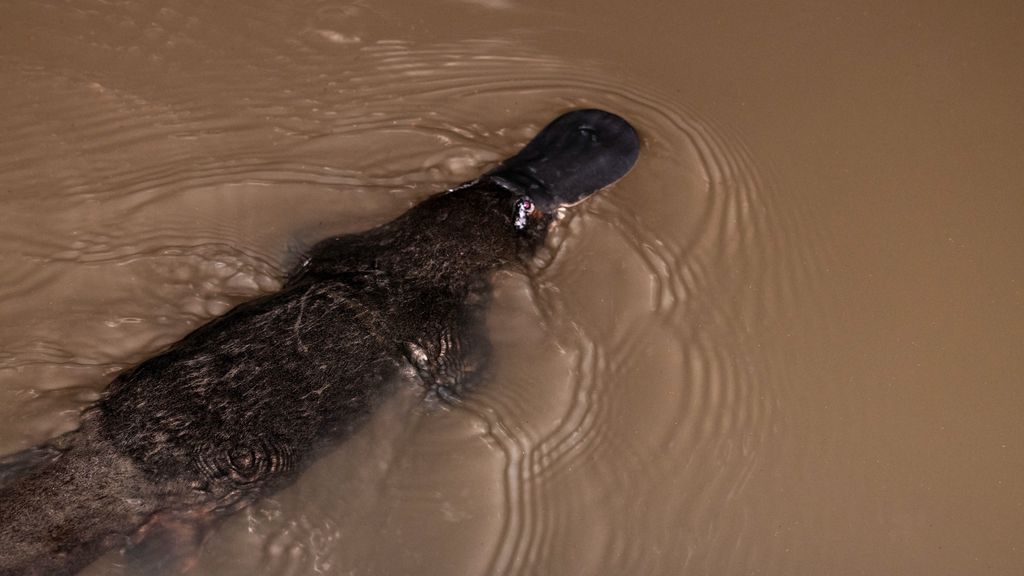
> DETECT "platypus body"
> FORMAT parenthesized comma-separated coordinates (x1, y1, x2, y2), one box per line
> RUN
(0, 109, 639, 575)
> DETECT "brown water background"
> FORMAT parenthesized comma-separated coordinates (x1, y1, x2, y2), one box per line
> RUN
(1, 1, 1021, 574)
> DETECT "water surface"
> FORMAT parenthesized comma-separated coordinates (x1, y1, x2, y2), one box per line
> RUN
(1, 1, 1021, 575)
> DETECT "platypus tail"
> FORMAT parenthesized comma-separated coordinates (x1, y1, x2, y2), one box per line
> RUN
(0, 443, 68, 488)
(0, 424, 158, 576)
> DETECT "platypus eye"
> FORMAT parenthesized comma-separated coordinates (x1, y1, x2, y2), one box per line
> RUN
(513, 197, 535, 231)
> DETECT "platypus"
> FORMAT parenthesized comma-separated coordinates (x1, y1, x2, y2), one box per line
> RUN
(0, 109, 639, 575)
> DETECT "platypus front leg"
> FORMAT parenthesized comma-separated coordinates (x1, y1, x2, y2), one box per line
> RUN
(403, 303, 491, 401)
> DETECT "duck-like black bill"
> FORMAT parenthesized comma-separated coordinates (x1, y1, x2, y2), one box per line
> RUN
(485, 109, 640, 211)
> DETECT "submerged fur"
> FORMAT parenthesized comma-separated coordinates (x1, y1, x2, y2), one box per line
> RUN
(0, 184, 549, 575)
(0, 108, 638, 575)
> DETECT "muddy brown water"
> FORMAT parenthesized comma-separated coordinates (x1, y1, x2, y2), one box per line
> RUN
(1, 1, 1021, 575)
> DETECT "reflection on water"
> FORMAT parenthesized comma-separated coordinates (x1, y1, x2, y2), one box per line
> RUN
(3, 0, 1021, 575)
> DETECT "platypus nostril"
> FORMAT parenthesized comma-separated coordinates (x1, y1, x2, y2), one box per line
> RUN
(578, 125, 598, 142)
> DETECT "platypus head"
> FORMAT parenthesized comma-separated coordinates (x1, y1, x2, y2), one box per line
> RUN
(317, 110, 639, 289)
(403, 109, 639, 278)
(485, 108, 641, 214)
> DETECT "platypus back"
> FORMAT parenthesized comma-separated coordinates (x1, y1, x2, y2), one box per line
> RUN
(0, 109, 639, 575)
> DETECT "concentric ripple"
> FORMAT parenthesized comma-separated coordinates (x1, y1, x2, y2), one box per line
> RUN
(0, 3, 818, 574)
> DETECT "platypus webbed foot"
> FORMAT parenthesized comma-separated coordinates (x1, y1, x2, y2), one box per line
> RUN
(485, 109, 640, 211)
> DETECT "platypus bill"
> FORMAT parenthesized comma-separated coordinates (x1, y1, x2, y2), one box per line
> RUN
(0, 109, 640, 575)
